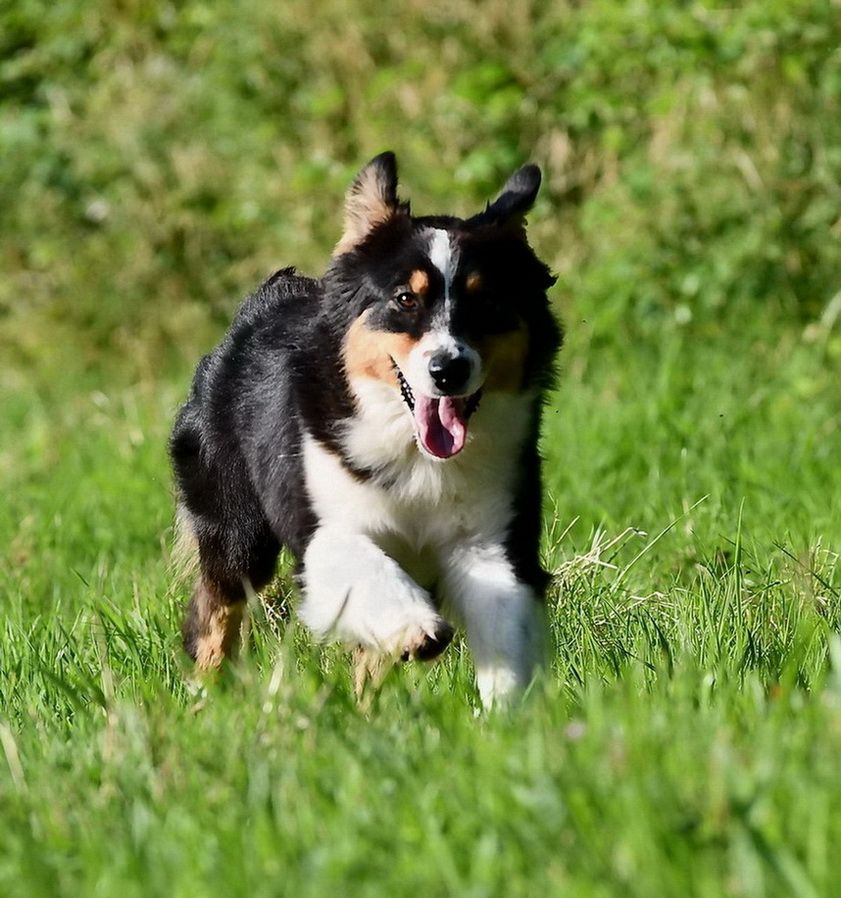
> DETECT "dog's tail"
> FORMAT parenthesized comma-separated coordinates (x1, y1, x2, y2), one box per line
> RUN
(169, 501, 200, 582)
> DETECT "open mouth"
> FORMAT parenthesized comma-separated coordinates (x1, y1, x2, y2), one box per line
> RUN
(393, 362, 482, 459)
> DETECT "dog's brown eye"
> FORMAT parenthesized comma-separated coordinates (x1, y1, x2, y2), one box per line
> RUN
(395, 291, 417, 310)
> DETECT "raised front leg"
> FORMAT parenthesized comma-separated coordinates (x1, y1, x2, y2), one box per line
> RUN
(442, 544, 544, 707)
(300, 527, 453, 660)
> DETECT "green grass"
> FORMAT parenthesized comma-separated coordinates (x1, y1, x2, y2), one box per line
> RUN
(3, 0, 841, 894)
(2, 305, 840, 897)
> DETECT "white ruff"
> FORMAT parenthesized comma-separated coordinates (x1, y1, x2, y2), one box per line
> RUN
(324, 377, 534, 542)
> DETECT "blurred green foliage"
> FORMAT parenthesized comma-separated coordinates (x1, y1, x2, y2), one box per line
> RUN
(1, 0, 840, 381)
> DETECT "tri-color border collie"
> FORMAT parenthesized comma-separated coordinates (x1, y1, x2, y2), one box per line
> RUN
(170, 152, 561, 706)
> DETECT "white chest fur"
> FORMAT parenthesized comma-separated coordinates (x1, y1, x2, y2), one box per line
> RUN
(302, 379, 533, 562)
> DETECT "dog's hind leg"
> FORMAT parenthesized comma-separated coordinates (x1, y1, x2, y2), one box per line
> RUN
(183, 574, 246, 670)
(179, 512, 280, 670)
(171, 410, 280, 670)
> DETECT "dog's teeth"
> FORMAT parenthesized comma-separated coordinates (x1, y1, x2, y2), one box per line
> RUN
(395, 367, 414, 410)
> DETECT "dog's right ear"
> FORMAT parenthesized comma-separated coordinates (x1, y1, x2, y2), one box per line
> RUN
(335, 152, 403, 255)
(466, 164, 542, 232)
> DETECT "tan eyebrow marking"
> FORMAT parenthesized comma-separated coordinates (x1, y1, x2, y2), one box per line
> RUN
(409, 269, 430, 295)
(465, 271, 483, 293)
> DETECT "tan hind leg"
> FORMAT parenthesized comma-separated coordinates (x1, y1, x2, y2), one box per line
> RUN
(183, 576, 246, 670)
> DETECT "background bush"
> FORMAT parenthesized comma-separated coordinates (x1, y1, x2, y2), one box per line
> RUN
(2, 0, 840, 386)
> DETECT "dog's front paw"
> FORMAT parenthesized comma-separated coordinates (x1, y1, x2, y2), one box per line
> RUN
(368, 600, 454, 661)
(352, 616, 454, 703)
(399, 617, 454, 662)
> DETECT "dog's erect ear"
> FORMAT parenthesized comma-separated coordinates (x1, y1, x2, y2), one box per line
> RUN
(335, 152, 403, 254)
(467, 164, 542, 230)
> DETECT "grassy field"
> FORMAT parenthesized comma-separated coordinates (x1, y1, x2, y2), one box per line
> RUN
(3, 1, 841, 896)
(3, 299, 840, 897)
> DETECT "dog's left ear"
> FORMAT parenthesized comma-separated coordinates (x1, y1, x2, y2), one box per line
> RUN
(467, 164, 542, 231)
(335, 152, 404, 254)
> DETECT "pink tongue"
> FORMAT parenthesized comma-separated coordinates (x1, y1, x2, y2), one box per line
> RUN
(414, 395, 468, 459)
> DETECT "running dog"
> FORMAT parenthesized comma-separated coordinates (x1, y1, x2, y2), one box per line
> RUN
(170, 152, 561, 706)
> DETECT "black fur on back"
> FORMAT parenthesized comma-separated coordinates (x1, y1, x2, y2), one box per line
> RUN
(171, 268, 325, 578)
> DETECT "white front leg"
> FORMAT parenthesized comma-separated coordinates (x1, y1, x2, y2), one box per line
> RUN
(300, 526, 452, 658)
(442, 544, 544, 707)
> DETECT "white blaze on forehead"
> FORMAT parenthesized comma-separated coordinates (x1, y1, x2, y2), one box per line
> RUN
(427, 229, 458, 303)
(427, 228, 453, 277)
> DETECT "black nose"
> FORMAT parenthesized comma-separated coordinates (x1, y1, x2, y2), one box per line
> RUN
(428, 353, 471, 394)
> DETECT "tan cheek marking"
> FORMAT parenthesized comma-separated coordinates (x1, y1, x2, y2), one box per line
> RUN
(477, 324, 529, 393)
(465, 271, 483, 293)
(344, 312, 417, 386)
(409, 270, 429, 295)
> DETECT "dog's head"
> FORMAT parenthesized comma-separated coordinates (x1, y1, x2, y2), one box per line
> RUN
(326, 152, 559, 460)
